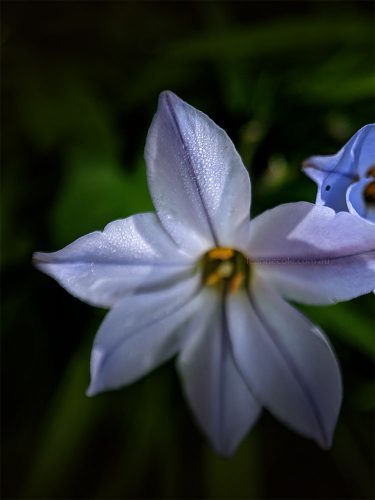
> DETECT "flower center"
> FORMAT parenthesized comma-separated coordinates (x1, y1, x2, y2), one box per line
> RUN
(366, 165, 375, 178)
(202, 247, 250, 294)
(364, 181, 375, 206)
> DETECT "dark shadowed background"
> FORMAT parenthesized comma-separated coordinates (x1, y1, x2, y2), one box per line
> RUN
(2, 1, 374, 498)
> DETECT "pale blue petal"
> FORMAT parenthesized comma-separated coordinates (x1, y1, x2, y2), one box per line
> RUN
(248, 202, 375, 304)
(87, 273, 201, 395)
(303, 155, 351, 211)
(33, 213, 195, 308)
(227, 279, 342, 448)
(347, 179, 375, 223)
(145, 91, 251, 254)
(177, 289, 261, 456)
(303, 124, 375, 210)
(356, 124, 375, 177)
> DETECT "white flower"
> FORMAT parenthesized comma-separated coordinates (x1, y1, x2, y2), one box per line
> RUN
(34, 92, 375, 455)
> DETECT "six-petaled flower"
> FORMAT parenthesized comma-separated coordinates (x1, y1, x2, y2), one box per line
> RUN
(34, 92, 375, 455)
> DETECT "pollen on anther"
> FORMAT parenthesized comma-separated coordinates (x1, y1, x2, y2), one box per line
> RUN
(230, 271, 245, 294)
(206, 271, 221, 286)
(203, 248, 250, 291)
(208, 247, 234, 261)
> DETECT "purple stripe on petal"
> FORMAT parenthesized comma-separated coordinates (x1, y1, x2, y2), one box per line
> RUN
(146, 91, 252, 253)
(163, 91, 220, 245)
(177, 289, 261, 456)
(246, 288, 329, 447)
(227, 282, 342, 448)
(87, 273, 202, 395)
(248, 202, 375, 304)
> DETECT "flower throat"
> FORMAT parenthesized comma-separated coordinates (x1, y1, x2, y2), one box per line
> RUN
(202, 247, 250, 294)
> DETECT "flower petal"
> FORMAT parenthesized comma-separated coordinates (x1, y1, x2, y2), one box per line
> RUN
(145, 91, 251, 253)
(303, 124, 375, 211)
(33, 213, 194, 308)
(87, 273, 201, 395)
(227, 278, 342, 448)
(177, 289, 261, 456)
(356, 124, 375, 178)
(347, 178, 375, 223)
(303, 158, 352, 212)
(248, 202, 375, 304)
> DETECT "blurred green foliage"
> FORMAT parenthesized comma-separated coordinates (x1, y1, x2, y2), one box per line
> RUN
(2, 1, 374, 498)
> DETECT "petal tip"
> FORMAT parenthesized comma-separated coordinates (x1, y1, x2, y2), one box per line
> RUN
(312, 396, 340, 451)
(159, 89, 179, 105)
(316, 429, 334, 450)
(86, 374, 105, 397)
(86, 384, 99, 397)
(86, 329, 106, 395)
(87, 343, 128, 396)
(32, 251, 53, 272)
(158, 90, 186, 115)
(86, 346, 107, 396)
(32, 251, 49, 265)
(301, 157, 315, 170)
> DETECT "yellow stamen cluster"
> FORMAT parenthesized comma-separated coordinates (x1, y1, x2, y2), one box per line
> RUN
(208, 247, 234, 260)
(202, 247, 250, 294)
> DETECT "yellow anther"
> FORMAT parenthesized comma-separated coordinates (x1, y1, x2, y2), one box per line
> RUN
(230, 271, 245, 294)
(206, 271, 222, 286)
(208, 247, 234, 261)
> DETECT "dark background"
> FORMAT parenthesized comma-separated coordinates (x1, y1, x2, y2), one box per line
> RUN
(2, 1, 374, 498)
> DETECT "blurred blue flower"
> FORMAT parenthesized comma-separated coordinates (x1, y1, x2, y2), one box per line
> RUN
(303, 124, 375, 223)
(34, 92, 375, 455)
